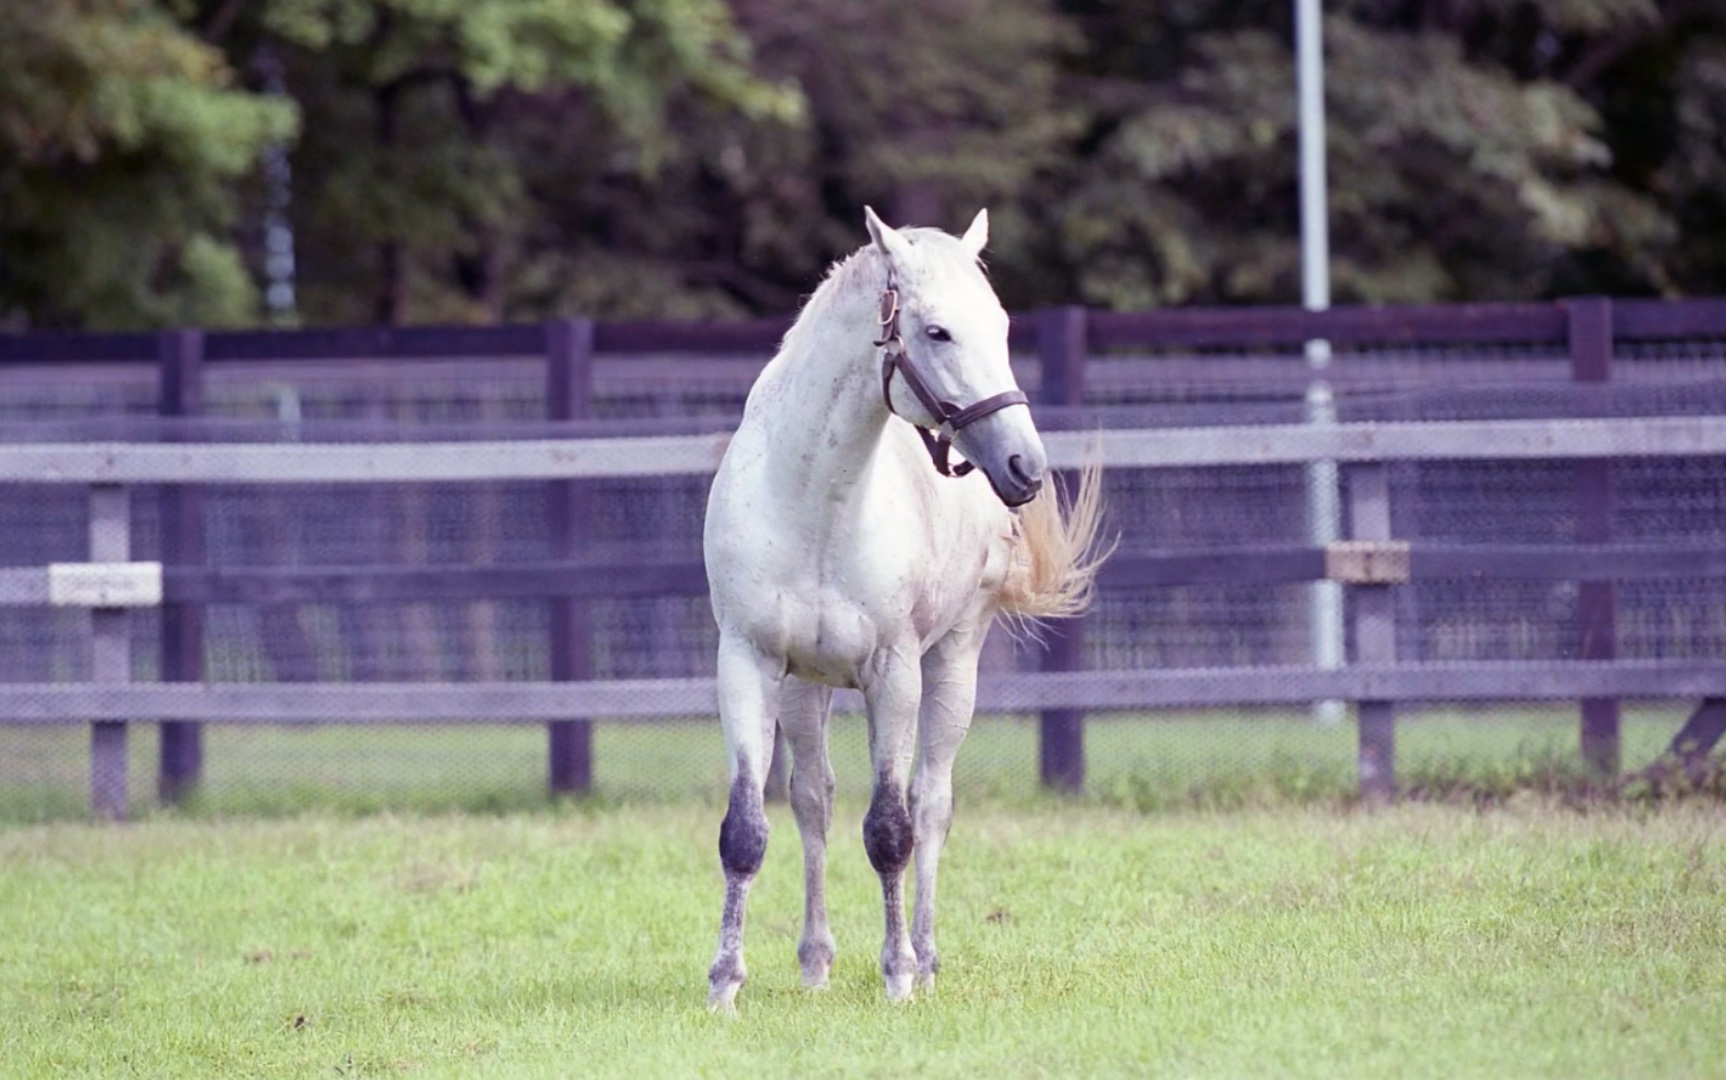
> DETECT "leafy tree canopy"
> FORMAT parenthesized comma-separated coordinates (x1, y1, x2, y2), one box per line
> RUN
(1044, 0, 1680, 306)
(0, 0, 296, 328)
(5, 0, 1726, 328)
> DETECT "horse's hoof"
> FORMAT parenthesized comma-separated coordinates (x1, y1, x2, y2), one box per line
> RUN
(884, 971, 916, 1002)
(709, 952, 746, 1013)
(799, 937, 835, 989)
(707, 981, 743, 1013)
(915, 949, 939, 992)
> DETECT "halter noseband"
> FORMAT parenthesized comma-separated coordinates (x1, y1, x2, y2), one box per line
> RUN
(874, 274, 1029, 478)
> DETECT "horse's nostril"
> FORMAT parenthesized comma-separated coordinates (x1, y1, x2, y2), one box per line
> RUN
(1007, 454, 1043, 493)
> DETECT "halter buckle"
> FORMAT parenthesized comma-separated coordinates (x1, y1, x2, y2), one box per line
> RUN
(878, 287, 899, 327)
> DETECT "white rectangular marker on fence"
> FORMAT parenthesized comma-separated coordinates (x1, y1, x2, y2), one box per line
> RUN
(48, 562, 163, 608)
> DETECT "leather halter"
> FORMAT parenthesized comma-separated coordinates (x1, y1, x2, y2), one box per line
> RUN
(874, 275, 1029, 478)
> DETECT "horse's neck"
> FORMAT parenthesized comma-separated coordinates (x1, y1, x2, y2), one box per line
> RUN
(756, 296, 896, 493)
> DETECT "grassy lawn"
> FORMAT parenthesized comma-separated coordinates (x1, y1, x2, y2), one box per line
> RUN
(2, 802, 1724, 1078)
(0, 704, 1695, 822)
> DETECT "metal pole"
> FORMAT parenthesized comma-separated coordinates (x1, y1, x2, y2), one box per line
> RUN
(1297, 0, 1345, 724)
(254, 45, 298, 327)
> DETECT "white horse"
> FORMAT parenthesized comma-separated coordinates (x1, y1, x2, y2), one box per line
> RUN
(702, 207, 1105, 1009)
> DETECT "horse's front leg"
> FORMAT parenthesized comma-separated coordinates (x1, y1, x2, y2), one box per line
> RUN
(861, 649, 923, 1002)
(910, 627, 984, 992)
(708, 635, 783, 1012)
(780, 678, 837, 988)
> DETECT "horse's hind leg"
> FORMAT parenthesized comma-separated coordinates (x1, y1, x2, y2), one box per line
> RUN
(861, 648, 923, 1002)
(780, 678, 837, 988)
(910, 625, 985, 992)
(708, 636, 783, 1011)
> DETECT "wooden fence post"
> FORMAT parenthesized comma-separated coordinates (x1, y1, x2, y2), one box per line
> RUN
(157, 329, 205, 803)
(546, 319, 596, 795)
(1037, 306, 1088, 793)
(89, 484, 133, 819)
(1569, 298, 1619, 778)
(1344, 463, 1399, 804)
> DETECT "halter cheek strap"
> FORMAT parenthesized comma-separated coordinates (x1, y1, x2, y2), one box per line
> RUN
(875, 279, 1029, 478)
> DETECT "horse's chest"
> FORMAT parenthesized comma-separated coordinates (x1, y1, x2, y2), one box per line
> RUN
(706, 440, 1006, 686)
(755, 547, 930, 677)
(778, 584, 885, 684)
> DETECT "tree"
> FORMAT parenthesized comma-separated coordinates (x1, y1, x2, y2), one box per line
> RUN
(11, 0, 1726, 329)
(524, 0, 1710, 316)
(501, 0, 1075, 319)
(1593, 2, 1726, 295)
(0, 0, 296, 328)
(1041, 0, 1679, 307)
(238, 0, 801, 324)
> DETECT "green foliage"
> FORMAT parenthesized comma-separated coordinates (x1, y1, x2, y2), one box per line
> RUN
(1042, 0, 1684, 306)
(255, 0, 800, 323)
(505, 0, 1075, 319)
(0, 0, 296, 328)
(7, 0, 1726, 327)
(1658, 38, 1726, 291)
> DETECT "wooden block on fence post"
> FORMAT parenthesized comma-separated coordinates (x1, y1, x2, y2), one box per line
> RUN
(1324, 541, 1410, 585)
(1569, 297, 1620, 778)
(547, 318, 596, 795)
(88, 484, 132, 820)
(158, 328, 206, 803)
(1037, 306, 1088, 793)
(1344, 463, 1398, 804)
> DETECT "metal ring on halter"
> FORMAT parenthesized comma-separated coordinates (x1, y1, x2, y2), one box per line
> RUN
(876, 287, 900, 340)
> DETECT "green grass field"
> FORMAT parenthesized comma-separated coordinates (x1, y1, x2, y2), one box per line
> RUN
(3, 801, 1724, 1078)
(0, 704, 1697, 822)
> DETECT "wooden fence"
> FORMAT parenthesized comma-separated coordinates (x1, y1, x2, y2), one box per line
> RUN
(4, 295, 1726, 815)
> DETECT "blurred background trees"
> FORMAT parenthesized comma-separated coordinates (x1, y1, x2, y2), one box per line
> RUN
(3, 0, 1724, 328)
(0, 0, 295, 328)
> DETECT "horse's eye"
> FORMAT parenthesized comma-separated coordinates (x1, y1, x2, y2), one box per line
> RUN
(925, 325, 952, 343)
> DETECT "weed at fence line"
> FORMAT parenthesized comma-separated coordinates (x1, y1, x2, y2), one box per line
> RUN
(1087, 752, 1358, 812)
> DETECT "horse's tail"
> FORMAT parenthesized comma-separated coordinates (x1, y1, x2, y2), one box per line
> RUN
(998, 457, 1112, 624)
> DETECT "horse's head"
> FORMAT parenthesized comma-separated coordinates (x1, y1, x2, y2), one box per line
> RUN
(865, 206, 1047, 508)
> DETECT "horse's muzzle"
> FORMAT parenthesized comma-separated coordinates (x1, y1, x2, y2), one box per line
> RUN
(957, 415, 1047, 507)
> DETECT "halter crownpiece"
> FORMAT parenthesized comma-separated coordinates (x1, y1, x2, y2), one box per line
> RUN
(875, 273, 1029, 478)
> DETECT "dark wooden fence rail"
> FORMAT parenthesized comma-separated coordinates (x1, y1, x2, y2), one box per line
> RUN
(8, 296, 1726, 366)
(4, 295, 1726, 815)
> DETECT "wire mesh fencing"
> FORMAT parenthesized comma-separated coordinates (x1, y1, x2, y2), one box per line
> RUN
(2, 304, 1724, 819)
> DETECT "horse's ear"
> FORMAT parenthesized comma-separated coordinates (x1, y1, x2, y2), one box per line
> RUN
(961, 209, 989, 258)
(864, 205, 914, 269)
